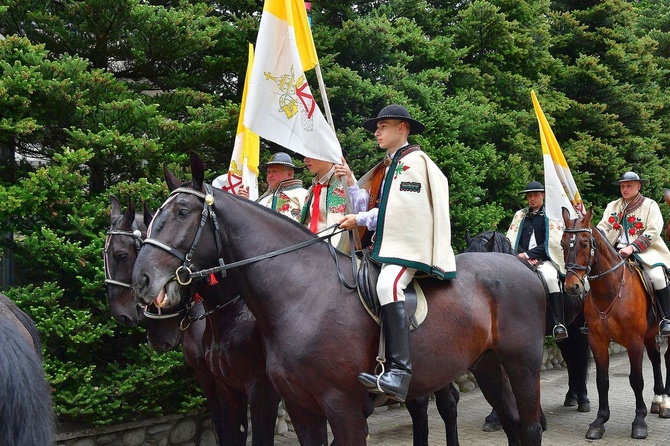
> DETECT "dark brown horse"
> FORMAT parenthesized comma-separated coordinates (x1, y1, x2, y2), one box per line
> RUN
(133, 153, 547, 445)
(0, 292, 55, 446)
(561, 208, 670, 439)
(105, 197, 280, 446)
(465, 231, 591, 433)
(108, 193, 449, 445)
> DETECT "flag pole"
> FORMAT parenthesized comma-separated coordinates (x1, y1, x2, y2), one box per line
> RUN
(305, 1, 359, 249)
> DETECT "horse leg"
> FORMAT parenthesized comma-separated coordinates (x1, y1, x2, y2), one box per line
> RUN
(216, 391, 249, 446)
(434, 384, 460, 446)
(645, 334, 664, 415)
(405, 395, 429, 446)
(499, 353, 543, 446)
(247, 382, 281, 446)
(284, 401, 329, 446)
(586, 337, 611, 440)
(322, 394, 369, 446)
(661, 343, 670, 418)
(626, 341, 649, 439)
(559, 321, 591, 412)
(482, 409, 501, 432)
(470, 354, 522, 445)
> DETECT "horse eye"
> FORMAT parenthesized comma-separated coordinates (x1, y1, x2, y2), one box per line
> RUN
(178, 208, 190, 218)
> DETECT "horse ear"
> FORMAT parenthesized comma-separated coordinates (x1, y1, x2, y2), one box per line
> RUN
(110, 195, 122, 217)
(465, 231, 472, 244)
(561, 207, 572, 224)
(664, 188, 670, 207)
(584, 207, 593, 224)
(189, 151, 205, 191)
(122, 199, 136, 229)
(143, 202, 154, 227)
(164, 163, 181, 192)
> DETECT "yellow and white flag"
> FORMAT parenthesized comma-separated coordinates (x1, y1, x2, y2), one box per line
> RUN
(243, 0, 342, 164)
(213, 44, 260, 200)
(531, 90, 584, 221)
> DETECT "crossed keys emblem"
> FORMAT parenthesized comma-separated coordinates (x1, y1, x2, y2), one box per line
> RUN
(264, 65, 316, 131)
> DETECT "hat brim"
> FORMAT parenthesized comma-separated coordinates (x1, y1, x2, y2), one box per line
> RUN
(259, 162, 304, 173)
(362, 116, 426, 135)
(520, 189, 545, 194)
(611, 179, 648, 185)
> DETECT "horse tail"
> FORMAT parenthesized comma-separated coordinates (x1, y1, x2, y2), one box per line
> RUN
(0, 322, 55, 446)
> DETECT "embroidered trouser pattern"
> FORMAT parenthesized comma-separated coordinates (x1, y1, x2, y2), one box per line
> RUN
(377, 263, 417, 306)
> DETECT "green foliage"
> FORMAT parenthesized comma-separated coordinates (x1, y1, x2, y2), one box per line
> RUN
(2, 0, 670, 428)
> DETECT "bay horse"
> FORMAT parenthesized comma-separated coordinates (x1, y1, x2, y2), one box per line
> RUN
(132, 153, 547, 445)
(106, 195, 280, 446)
(108, 192, 450, 445)
(465, 231, 591, 432)
(0, 292, 55, 446)
(561, 207, 670, 439)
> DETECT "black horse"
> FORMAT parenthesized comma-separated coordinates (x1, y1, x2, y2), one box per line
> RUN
(0, 292, 55, 446)
(465, 230, 591, 432)
(133, 153, 547, 445)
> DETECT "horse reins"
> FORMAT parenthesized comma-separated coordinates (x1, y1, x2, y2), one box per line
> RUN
(563, 225, 628, 334)
(142, 186, 358, 291)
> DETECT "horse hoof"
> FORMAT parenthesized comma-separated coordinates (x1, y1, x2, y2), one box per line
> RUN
(578, 401, 591, 413)
(659, 407, 670, 418)
(631, 425, 647, 439)
(585, 425, 604, 439)
(564, 395, 578, 406)
(650, 401, 660, 414)
(481, 420, 502, 432)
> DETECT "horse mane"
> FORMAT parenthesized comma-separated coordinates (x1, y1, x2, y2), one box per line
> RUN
(0, 293, 43, 357)
(464, 230, 515, 254)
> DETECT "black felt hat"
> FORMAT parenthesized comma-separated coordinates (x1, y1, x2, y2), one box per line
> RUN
(520, 181, 545, 194)
(611, 171, 648, 185)
(362, 104, 426, 135)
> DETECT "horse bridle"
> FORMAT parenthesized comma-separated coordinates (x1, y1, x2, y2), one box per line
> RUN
(563, 226, 627, 283)
(142, 185, 357, 290)
(103, 225, 143, 290)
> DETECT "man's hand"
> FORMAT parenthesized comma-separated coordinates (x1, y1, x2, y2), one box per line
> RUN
(518, 252, 539, 266)
(338, 214, 358, 230)
(619, 245, 635, 258)
(238, 186, 250, 199)
(334, 156, 356, 186)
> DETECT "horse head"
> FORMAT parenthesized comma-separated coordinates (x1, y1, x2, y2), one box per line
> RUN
(105, 195, 147, 326)
(465, 230, 514, 254)
(561, 207, 600, 297)
(133, 152, 226, 310)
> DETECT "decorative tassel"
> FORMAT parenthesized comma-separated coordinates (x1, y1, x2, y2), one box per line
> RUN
(209, 273, 218, 285)
(194, 293, 204, 304)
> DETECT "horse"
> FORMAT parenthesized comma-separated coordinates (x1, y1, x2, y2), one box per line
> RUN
(132, 152, 547, 445)
(0, 292, 55, 446)
(561, 207, 670, 439)
(108, 193, 452, 445)
(465, 230, 591, 434)
(105, 195, 152, 326)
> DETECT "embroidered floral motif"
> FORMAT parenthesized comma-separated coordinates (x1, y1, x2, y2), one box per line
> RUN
(605, 211, 645, 236)
(393, 162, 410, 179)
(327, 185, 347, 215)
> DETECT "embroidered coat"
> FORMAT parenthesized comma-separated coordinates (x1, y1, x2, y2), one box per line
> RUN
(506, 206, 566, 274)
(257, 178, 308, 222)
(300, 168, 348, 247)
(360, 146, 456, 280)
(596, 194, 670, 268)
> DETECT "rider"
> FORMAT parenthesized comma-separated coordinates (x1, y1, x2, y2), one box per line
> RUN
(338, 104, 456, 403)
(239, 152, 308, 222)
(506, 181, 568, 340)
(596, 171, 670, 337)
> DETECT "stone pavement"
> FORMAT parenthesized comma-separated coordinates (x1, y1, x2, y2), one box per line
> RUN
(273, 342, 668, 445)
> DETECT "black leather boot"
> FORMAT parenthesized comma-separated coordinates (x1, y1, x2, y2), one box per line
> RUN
(548, 292, 568, 340)
(358, 301, 412, 402)
(656, 286, 670, 337)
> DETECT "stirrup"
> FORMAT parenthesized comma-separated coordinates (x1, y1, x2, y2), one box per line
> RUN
(580, 325, 589, 335)
(553, 324, 568, 340)
(660, 319, 670, 337)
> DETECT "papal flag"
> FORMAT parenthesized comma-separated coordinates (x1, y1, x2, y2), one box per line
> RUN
(243, 0, 342, 164)
(213, 44, 260, 200)
(531, 90, 584, 221)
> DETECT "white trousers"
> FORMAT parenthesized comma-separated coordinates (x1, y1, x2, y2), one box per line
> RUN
(537, 260, 562, 294)
(643, 264, 668, 290)
(377, 264, 417, 306)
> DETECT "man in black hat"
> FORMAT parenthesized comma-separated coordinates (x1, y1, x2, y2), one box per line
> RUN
(338, 104, 456, 403)
(240, 151, 308, 221)
(506, 180, 568, 340)
(596, 171, 670, 337)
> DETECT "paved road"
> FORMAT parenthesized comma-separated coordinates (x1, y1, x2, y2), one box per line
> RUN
(274, 342, 668, 445)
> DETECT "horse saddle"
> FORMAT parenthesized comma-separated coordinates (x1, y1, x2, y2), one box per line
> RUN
(355, 250, 427, 330)
(628, 259, 661, 321)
